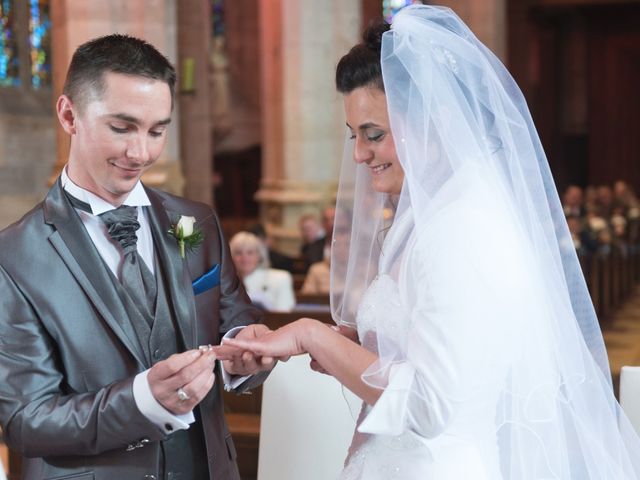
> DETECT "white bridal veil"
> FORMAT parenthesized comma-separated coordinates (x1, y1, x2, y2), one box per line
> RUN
(330, 5, 640, 478)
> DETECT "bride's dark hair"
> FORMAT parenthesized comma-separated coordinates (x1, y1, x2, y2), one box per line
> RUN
(335, 20, 391, 94)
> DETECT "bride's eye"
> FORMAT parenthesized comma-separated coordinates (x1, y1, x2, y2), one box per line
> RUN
(366, 131, 385, 142)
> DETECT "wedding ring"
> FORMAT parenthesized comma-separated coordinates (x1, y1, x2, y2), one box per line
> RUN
(177, 387, 190, 402)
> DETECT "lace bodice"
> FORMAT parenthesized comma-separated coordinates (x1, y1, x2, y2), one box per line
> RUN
(340, 273, 425, 480)
(355, 273, 408, 355)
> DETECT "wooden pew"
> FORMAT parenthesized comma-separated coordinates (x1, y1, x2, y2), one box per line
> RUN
(295, 293, 330, 306)
(292, 274, 306, 292)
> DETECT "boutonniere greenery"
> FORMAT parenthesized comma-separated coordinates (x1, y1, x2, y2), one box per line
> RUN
(169, 215, 204, 258)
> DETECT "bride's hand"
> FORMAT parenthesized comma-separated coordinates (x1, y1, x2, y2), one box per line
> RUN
(223, 318, 316, 360)
(216, 324, 277, 376)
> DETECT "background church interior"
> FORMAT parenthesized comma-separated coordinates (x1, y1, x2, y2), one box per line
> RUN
(0, 0, 639, 479)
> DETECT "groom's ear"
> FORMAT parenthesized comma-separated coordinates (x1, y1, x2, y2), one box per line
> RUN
(56, 95, 78, 135)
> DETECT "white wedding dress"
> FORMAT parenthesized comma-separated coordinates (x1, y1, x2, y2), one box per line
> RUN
(340, 277, 500, 480)
(338, 168, 530, 479)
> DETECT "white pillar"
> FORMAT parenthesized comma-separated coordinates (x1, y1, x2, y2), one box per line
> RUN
(257, 0, 361, 255)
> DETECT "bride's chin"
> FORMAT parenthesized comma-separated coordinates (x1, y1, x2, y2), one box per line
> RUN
(371, 181, 391, 194)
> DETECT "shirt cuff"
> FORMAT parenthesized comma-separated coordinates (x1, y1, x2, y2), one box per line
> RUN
(221, 326, 251, 392)
(133, 370, 195, 434)
(358, 362, 415, 436)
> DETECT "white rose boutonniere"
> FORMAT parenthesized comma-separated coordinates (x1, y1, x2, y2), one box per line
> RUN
(169, 215, 204, 258)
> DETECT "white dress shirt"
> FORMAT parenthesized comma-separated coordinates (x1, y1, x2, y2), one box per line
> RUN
(61, 168, 193, 433)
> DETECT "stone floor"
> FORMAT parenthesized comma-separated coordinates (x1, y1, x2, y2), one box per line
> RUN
(603, 284, 640, 398)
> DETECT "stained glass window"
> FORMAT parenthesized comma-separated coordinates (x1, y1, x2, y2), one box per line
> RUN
(383, 0, 422, 23)
(211, 0, 224, 38)
(29, 0, 51, 89)
(0, 0, 19, 87)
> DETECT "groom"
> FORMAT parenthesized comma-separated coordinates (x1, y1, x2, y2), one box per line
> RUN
(0, 34, 272, 479)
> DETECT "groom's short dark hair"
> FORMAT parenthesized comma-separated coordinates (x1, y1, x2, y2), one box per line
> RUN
(63, 34, 177, 110)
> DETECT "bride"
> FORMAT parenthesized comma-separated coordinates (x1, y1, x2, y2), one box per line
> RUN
(223, 5, 640, 478)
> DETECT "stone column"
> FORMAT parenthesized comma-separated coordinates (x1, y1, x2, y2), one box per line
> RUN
(176, 0, 213, 205)
(49, 0, 183, 194)
(257, 0, 361, 255)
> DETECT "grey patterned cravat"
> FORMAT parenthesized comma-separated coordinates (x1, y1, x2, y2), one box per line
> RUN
(100, 206, 157, 323)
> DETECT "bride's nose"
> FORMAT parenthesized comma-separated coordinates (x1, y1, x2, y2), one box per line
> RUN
(353, 136, 373, 164)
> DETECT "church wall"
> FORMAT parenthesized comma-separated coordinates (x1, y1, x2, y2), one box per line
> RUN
(0, 103, 55, 229)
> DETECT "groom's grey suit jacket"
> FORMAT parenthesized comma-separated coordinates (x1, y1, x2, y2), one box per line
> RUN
(0, 179, 265, 480)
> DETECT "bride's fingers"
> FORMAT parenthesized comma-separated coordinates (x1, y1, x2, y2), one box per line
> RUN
(223, 338, 266, 355)
(309, 357, 327, 374)
(211, 343, 244, 359)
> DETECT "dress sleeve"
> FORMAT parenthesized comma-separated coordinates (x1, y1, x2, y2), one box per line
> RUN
(359, 207, 529, 438)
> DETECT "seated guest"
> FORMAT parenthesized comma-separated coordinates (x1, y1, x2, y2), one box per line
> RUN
(247, 222, 296, 272)
(300, 253, 330, 295)
(321, 206, 336, 245)
(230, 231, 296, 312)
(299, 207, 336, 272)
(562, 185, 585, 219)
(566, 215, 596, 257)
(300, 206, 345, 296)
(595, 185, 614, 218)
(299, 214, 326, 271)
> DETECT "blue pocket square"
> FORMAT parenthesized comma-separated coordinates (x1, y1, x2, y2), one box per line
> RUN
(192, 264, 220, 295)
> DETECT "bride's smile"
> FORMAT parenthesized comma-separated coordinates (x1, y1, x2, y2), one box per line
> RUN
(344, 86, 405, 196)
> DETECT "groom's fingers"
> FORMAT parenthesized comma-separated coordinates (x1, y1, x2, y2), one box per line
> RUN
(211, 343, 244, 360)
(223, 338, 262, 354)
(151, 349, 203, 381)
(149, 350, 217, 412)
(161, 368, 216, 416)
(261, 355, 276, 366)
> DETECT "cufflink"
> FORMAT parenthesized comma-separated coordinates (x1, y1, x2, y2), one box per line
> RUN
(126, 437, 151, 451)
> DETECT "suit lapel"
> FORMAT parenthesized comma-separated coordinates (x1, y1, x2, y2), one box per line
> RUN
(44, 180, 147, 367)
(146, 190, 197, 350)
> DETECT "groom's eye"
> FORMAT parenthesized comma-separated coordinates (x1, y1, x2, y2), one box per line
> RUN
(110, 125, 129, 134)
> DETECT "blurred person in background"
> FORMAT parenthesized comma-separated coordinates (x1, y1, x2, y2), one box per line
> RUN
(230, 231, 295, 312)
(247, 222, 296, 273)
(562, 185, 585, 219)
(299, 213, 326, 272)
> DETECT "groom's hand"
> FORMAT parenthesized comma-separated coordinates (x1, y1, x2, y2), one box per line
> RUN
(148, 349, 217, 415)
(221, 324, 276, 376)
